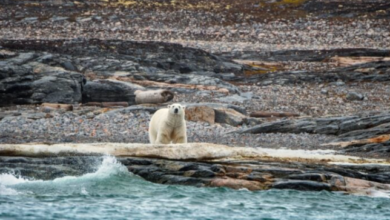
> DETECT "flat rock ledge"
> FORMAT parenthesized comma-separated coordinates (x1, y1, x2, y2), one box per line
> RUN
(1, 143, 390, 196)
(233, 112, 390, 155)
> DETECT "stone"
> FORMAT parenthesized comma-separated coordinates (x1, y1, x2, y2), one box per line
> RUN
(82, 79, 144, 104)
(185, 106, 215, 124)
(2, 144, 390, 194)
(0, 49, 17, 59)
(209, 178, 266, 190)
(346, 92, 364, 101)
(217, 94, 250, 104)
(0, 62, 85, 106)
(214, 108, 247, 127)
(234, 113, 390, 138)
(272, 180, 332, 191)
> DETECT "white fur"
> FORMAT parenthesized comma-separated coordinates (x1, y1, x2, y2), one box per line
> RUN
(148, 103, 187, 144)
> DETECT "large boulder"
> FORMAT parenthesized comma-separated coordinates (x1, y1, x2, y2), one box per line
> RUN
(82, 79, 144, 104)
(82, 79, 174, 104)
(0, 58, 85, 106)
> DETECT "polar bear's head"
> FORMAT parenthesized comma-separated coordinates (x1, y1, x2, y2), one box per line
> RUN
(168, 103, 185, 116)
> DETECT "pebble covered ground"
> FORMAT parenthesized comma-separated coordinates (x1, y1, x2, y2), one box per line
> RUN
(4, 79, 389, 152)
(1, 1, 389, 156)
(0, 1, 389, 53)
(0, 104, 335, 152)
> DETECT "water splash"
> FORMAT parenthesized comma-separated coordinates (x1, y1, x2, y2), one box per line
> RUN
(0, 156, 129, 195)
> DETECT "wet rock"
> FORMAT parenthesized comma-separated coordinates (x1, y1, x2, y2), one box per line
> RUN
(0, 156, 101, 180)
(209, 178, 266, 190)
(2, 149, 390, 194)
(273, 180, 332, 191)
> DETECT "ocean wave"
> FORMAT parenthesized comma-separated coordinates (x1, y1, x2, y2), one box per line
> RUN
(0, 156, 130, 196)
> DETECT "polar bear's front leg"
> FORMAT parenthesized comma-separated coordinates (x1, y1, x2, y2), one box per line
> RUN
(173, 136, 187, 144)
(155, 133, 171, 144)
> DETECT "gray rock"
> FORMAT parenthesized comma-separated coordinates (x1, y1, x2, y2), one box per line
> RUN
(51, 16, 68, 22)
(334, 81, 346, 86)
(214, 108, 246, 127)
(272, 180, 331, 191)
(82, 79, 144, 104)
(233, 113, 390, 136)
(0, 62, 85, 106)
(346, 92, 364, 101)
(8, 52, 37, 65)
(217, 94, 249, 104)
(183, 102, 247, 115)
(22, 17, 38, 23)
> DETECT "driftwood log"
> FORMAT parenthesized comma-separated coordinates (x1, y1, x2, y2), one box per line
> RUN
(135, 89, 174, 104)
(41, 103, 73, 111)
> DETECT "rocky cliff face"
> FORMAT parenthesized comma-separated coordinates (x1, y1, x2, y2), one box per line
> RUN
(0, 52, 85, 106)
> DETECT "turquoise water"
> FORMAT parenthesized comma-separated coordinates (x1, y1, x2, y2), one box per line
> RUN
(1, 157, 390, 220)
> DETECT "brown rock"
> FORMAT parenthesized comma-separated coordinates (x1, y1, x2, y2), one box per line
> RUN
(215, 108, 247, 126)
(185, 106, 215, 124)
(209, 177, 269, 190)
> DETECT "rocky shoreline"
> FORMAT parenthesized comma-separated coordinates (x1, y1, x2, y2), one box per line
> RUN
(1, 0, 390, 194)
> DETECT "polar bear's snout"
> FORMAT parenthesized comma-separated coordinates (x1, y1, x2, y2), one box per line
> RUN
(174, 108, 179, 114)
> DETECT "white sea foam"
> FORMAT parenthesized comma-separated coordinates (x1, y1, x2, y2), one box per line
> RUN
(367, 189, 390, 198)
(51, 156, 129, 184)
(0, 184, 20, 195)
(0, 173, 32, 195)
(0, 156, 128, 195)
(0, 173, 32, 186)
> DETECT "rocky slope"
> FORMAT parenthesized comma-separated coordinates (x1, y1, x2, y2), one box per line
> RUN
(1, 0, 390, 193)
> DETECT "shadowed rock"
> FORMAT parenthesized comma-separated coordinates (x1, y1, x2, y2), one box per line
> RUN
(2, 153, 390, 195)
(234, 113, 390, 136)
(240, 61, 390, 85)
(0, 60, 85, 106)
(82, 79, 144, 104)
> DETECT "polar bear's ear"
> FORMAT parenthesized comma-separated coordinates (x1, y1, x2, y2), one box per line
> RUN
(168, 105, 171, 108)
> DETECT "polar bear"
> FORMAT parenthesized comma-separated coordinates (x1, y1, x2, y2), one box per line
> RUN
(148, 103, 187, 144)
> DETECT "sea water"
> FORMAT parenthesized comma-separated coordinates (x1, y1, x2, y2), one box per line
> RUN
(1, 157, 390, 220)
